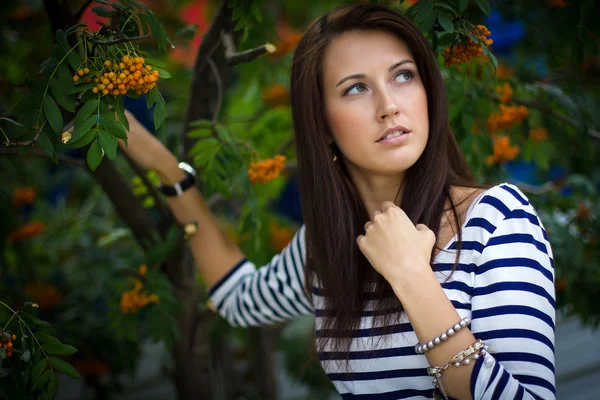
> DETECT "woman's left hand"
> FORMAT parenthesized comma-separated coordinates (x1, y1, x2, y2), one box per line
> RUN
(357, 201, 436, 285)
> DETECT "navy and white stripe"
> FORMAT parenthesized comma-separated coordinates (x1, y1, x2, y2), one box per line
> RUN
(208, 183, 556, 399)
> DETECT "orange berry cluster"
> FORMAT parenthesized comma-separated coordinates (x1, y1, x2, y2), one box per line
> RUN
(73, 55, 160, 96)
(248, 155, 286, 184)
(12, 186, 36, 208)
(262, 84, 289, 107)
(496, 82, 513, 103)
(548, 0, 571, 8)
(8, 221, 46, 243)
(0, 333, 17, 358)
(24, 282, 62, 309)
(575, 202, 591, 220)
(269, 222, 294, 251)
(487, 104, 529, 133)
(442, 25, 493, 66)
(120, 276, 159, 314)
(529, 127, 549, 142)
(487, 135, 520, 165)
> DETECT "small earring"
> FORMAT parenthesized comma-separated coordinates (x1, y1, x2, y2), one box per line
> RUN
(330, 142, 338, 162)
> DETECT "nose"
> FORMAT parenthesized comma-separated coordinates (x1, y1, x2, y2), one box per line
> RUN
(376, 89, 400, 121)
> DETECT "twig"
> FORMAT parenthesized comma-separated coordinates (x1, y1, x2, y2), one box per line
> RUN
(2, 121, 47, 148)
(0, 147, 86, 168)
(511, 97, 600, 140)
(206, 193, 224, 209)
(207, 58, 223, 125)
(90, 34, 151, 45)
(227, 44, 276, 66)
(222, 31, 275, 65)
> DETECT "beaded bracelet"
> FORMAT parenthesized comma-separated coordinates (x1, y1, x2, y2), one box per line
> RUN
(427, 339, 496, 400)
(414, 317, 471, 354)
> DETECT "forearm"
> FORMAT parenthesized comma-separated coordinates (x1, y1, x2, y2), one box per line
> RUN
(154, 156, 246, 288)
(390, 268, 475, 400)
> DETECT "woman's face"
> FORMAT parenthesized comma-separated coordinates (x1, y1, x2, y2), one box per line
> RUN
(322, 29, 429, 179)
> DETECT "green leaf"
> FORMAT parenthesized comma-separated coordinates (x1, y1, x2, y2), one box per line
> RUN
(43, 342, 78, 356)
(43, 96, 63, 134)
(92, 6, 116, 17)
(190, 138, 220, 159)
(98, 130, 118, 159)
(67, 50, 83, 72)
(31, 359, 48, 383)
(49, 78, 75, 113)
(55, 30, 69, 54)
(50, 357, 81, 379)
(151, 66, 171, 79)
(154, 93, 167, 130)
(68, 82, 97, 94)
(188, 128, 212, 138)
(146, 88, 158, 108)
(99, 114, 127, 139)
(35, 332, 62, 346)
(56, 64, 73, 89)
(32, 370, 52, 392)
(72, 115, 98, 142)
(66, 128, 96, 148)
(419, 1, 437, 32)
(143, 57, 167, 68)
(0, 368, 10, 377)
(65, 23, 87, 35)
(115, 96, 129, 131)
(38, 131, 56, 158)
(74, 99, 99, 130)
(459, 0, 469, 11)
(475, 0, 490, 15)
(47, 374, 58, 400)
(251, 4, 262, 22)
(189, 119, 213, 128)
(20, 349, 31, 362)
(87, 139, 104, 171)
(489, 53, 498, 70)
(0, 348, 5, 360)
(438, 12, 454, 33)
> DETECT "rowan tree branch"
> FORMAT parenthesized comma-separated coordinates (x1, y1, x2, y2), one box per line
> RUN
(207, 58, 223, 125)
(511, 97, 600, 140)
(222, 32, 276, 66)
(90, 34, 151, 45)
(2, 121, 47, 148)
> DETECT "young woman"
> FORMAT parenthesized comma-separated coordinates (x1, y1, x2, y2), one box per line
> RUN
(120, 4, 555, 399)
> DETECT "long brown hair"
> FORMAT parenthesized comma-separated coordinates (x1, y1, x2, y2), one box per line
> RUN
(290, 4, 482, 359)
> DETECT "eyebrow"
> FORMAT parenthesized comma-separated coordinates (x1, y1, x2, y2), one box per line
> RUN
(335, 60, 416, 87)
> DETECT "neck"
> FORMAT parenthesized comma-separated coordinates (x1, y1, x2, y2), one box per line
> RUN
(347, 166, 405, 216)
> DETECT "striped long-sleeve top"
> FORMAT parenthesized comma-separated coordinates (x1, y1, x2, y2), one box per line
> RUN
(208, 183, 556, 399)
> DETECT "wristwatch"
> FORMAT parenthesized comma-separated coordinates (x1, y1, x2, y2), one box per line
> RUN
(158, 162, 197, 196)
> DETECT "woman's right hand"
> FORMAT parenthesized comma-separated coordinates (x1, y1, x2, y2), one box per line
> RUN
(118, 110, 183, 183)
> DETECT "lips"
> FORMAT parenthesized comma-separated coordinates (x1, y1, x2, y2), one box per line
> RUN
(377, 125, 411, 142)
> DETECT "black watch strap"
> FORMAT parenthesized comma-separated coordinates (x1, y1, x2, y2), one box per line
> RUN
(159, 162, 197, 196)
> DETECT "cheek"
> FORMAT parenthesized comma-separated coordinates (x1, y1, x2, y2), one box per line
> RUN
(326, 102, 368, 142)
